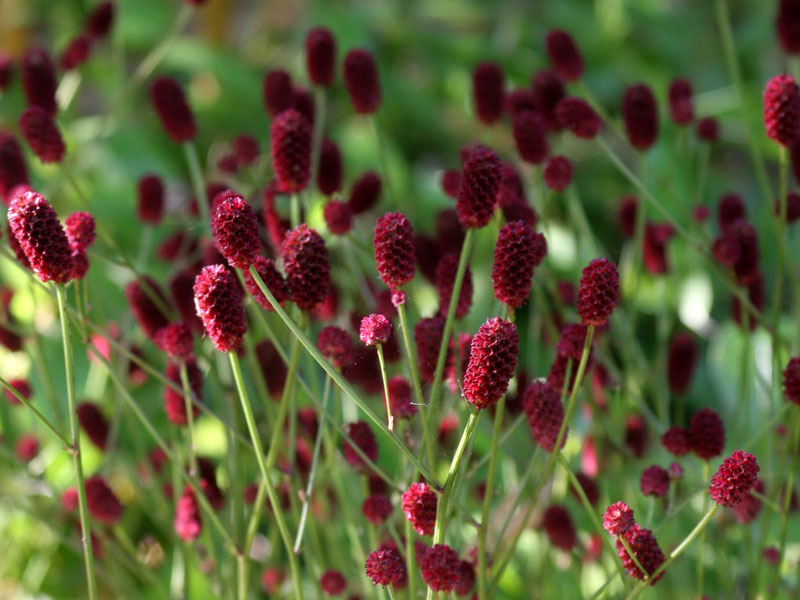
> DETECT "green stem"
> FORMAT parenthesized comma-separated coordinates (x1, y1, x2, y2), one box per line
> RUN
(56, 284, 98, 600)
(183, 141, 210, 237)
(376, 344, 395, 431)
(247, 266, 440, 486)
(179, 359, 198, 476)
(228, 351, 303, 600)
(396, 301, 435, 468)
(478, 394, 505, 600)
(293, 375, 331, 553)
(713, 0, 772, 203)
(290, 192, 301, 229)
(0, 374, 70, 448)
(405, 517, 417, 599)
(697, 460, 710, 598)
(624, 505, 719, 600)
(428, 228, 476, 426)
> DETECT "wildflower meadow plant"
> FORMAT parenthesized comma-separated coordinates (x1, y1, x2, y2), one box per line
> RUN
(1, 1, 800, 599)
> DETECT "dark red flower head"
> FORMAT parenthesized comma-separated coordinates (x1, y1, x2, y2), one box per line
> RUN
(349, 171, 382, 214)
(667, 332, 698, 394)
(0, 133, 29, 204)
(263, 69, 293, 117)
(323, 200, 353, 235)
(512, 110, 548, 164)
(126, 276, 171, 340)
(373, 212, 416, 290)
(155, 322, 193, 357)
(0, 53, 10, 92)
(420, 544, 461, 592)
(436, 254, 473, 319)
(463, 317, 519, 409)
(16, 434, 39, 461)
(137, 175, 165, 225)
(731, 478, 764, 524)
(360, 313, 391, 346)
(622, 84, 659, 151)
(523, 381, 566, 452)
(556, 97, 603, 138)
(21, 47, 57, 116)
(577, 257, 620, 326)
(149, 76, 196, 143)
(164, 357, 202, 425)
(456, 145, 502, 228)
(640, 465, 670, 497)
(344, 49, 381, 114)
(366, 546, 406, 587)
(402, 482, 437, 536)
(320, 569, 347, 596)
(542, 504, 577, 551)
(255, 340, 286, 400)
(8, 191, 74, 283)
(85, 475, 123, 524)
(783, 356, 800, 404)
(77, 402, 109, 451)
(603, 501, 635, 536)
(709, 450, 760, 507)
(270, 108, 311, 193)
(342, 421, 378, 471)
(778, 0, 800, 54)
(543, 155, 573, 192)
(87, 2, 115, 40)
(60, 35, 92, 71)
(243, 255, 288, 311)
(532, 69, 566, 130)
(306, 28, 336, 87)
(507, 88, 537, 116)
(193, 265, 247, 352)
(492, 220, 547, 309)
(546, 29, 583, 81)
(174, 485, 202, 541)
(472, 61, 505, 124)
(696, 117, 720, 142)
(210, 191, 259, 269)
(764, 74, 800, 146)
(668, 78, 694, 125)
(362, 494, 393, 525)
(689, 408, 725, 460)
(616, 524, 666, 583)
(643, 222, 675, 274)
(19, 107, 65, 163)
(414, 315, 449, 382)
(661, 426, 691, 456)
(282, 224, 331, 311)
(441, 169, 461, 199)
(386, 375, 416, 419)
(317, 139, 343, 195)
(317, 326, 354, 368)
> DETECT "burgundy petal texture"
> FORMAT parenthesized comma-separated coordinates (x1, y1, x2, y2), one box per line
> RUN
(532, 69, 565, 130)
(373, 212, 416, 290)
(125, 276, 171, 340)
(602, 501, 635, 536)
(491, 220, 547, 309)
(348, 171, 382, 214)
(193, 264, 247, 352)
(419, 544, 461, 592)
(320, 569, 347, 596)
(783, 356, 800, 404)
(668, 78, 694, 125)
(270, 109, 311, 193)
(472, 61, 505, 124)
(21, 47, 57, 116)
(305, 28, 336, 87)
(556, 97, 603, 138)
(661, 426, 691, 456)
(542, 504, 577, 551)
(546, 29, 583, 81)
(709, 450, 760, 507)
(764, 74, 800, 146)
(435, 254, 473, 319)
(344, 49, 381, 114)
(243, 255, 288, 311)
(149, 76, 196, 143)
(543, 155, 573, 192)
(255, 340, 287, 400)
(342, 420, 378, 471)
(640, 465, 670, 497)
(137, 175, 165, 225)
(19, 107, 65, 163)
(616, 524, 666, 583)
(263, 69, 293, 117)
(365, 547, 406, 586)
(85, 475, 123, 524)
(667, 332, 698, 394)
(402, 482, 437, 536)
(7, 191, 73, 283)
(155, 323, 193, 358)
(210, 191, 260, 269)
(456, 146, 502, 228)
(317, 139, 343, 195)
(174, 485, 202, 541)
(317, 326, 354, 368)
(523, 381, 566, 452)
(323, 200, 353, 235)
(622, 84, 659, 151)
(577, 258, 620, 326)
(282, 224, 331, 311)
(359, 313, 391, 346)
(462, 317, 519, 409)
(512, 110, 548, 164)
(689, 408, 726, 460)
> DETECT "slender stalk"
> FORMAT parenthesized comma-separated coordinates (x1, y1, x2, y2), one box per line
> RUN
(265, 315, 306, 469)
(624, 505, 719, 600)
(228, 351, 303, 600)
(247, 266, 440, 486)
(183, 142, 210, 237)
(777, 412, 800, 571)
(405, 517, 417, 600)
(56, 284, 98, 600)
(772, 147, 790, 397)
(0, 374, 70, 447)
(375, 344, 395, 431)
(290, 192, 301, 229)
(396, 301, 435, 467)
(179, 359, 199, 476)
(713, 0, 772, 203)
(697, 460, 710, 598)
(293, 375, 331, 553)
(478, 394, 505, 600)
(428, 228, 476, 424)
